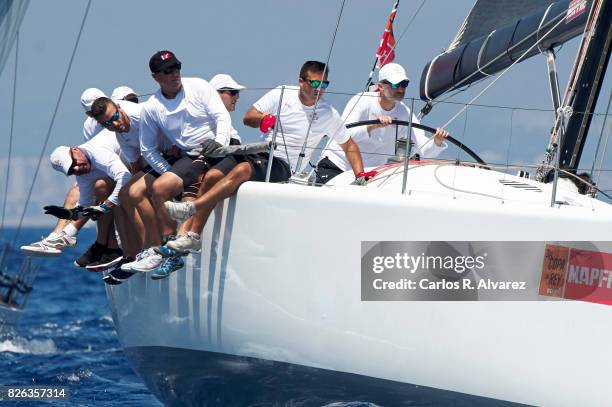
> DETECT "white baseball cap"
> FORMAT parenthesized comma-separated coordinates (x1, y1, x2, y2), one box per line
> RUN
(378, 63, 410, 85)
(111, 85, 136, 101)
(209, 74, 246, 91)
(49, 146, 72, 175)
(80, 88, 106, 112)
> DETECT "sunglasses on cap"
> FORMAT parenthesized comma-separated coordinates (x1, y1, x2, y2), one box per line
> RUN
(382, 79, 410, 89)
(159, 62, 182, 75)
(220, 88, 240, 96)
(303, 78, 330, 90)
(101, 109, 119, 128)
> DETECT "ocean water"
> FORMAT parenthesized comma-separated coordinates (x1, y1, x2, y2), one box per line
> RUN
(0, 228, 525, 407)
(0, 227, 161, 406)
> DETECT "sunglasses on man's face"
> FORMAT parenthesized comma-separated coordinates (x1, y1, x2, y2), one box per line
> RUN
(383, 79, 410, 89)
(101, 109, 120, 128)
(303, 78, 330, 90)
(221, 89, 240, 96)
(160, 62, 182, 75)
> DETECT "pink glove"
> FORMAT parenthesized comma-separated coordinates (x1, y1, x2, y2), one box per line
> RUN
(260, 114, 276, 133)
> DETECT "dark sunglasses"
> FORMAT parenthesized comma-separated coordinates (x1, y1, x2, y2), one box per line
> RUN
(303, 78, 330, 90)
(101, 109, 120, 127)
(382, 79, 410, 89)
(160, 62, 182, 75)
(220, 89, 240, 96)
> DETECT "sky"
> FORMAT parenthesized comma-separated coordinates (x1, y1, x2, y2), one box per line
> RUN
(0, 0, 611, 229)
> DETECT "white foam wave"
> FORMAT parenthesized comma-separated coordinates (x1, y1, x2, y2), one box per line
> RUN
(0, 338, 57, 355)
(57, 368, 92, 383)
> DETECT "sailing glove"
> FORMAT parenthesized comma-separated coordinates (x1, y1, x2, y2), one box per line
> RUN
(43, 205, 84, 220)
(199, 139, 225, 158)
(81, 203, 111, 220)
(260, 114, 276, 133)
(350, 170, 378, 186)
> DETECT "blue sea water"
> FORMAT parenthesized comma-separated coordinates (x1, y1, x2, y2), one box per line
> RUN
(0, 227, 161, 406)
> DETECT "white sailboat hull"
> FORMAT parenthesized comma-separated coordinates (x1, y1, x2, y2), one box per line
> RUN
(106, 165, 612, 406)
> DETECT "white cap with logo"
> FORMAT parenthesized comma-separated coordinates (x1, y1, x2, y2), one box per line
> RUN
(80, 88, 106, 112)
(111, 85, 136, 101)
(378, 63, 410, 84)
(209, 74, 246, 91)
(49, 146, 72, 175)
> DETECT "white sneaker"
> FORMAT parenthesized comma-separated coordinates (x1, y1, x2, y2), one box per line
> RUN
(129, 248, 163, 273)
(121, 248, 150, 271)
(20, 232, 77, 257)
(167, 233, 201, 253)
(164, 201, 196, 221)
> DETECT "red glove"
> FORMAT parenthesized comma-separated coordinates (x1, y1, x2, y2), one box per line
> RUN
(260, 114, 276, 133)
(357, 170, 378, 180)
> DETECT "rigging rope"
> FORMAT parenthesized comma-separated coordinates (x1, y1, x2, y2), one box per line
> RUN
(307, 0, 427, 176)
(294, 0, 347, 174)
(594, 91, 612, 188)
(12, 0, 92, 247)
(591, 90, 612, 179)
(1, 32, 19, 240)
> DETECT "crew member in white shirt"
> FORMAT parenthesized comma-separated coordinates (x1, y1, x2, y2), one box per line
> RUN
(316, 63, 449, 184)
(45, 132, 136, 272)
(111, 85, 138, 104)
(21, 88, 107, 257)
(122, 50, 232, 274)
(156, 61, 365, 270)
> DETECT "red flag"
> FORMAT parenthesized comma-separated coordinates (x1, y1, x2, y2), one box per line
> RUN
(376, 1, 399, 68)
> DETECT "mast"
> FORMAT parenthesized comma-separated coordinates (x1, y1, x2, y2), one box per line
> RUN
(558, 0, 612, 171)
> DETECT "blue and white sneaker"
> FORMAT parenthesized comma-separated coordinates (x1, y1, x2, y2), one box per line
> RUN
(150, 256, 185, 280)
(153, 245, 187, 258)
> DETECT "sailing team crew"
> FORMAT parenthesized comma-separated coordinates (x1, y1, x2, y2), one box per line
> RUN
(20, 51, 449, 283)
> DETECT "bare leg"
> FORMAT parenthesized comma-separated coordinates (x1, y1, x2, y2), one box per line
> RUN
(94, 178, 115, 247)
(124, 173, 167, 248)
(113, 204, 141, 257)
(151, 172, 183, 238)
(52, 184, 80, 234)
(190, 163, 252, 234)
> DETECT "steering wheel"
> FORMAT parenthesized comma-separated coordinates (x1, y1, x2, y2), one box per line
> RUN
(346, 119, 487, 166)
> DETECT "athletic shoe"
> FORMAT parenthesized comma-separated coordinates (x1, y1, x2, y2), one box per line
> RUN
(85, 248, 124, 272)
(154, 244, 187, 258)
(129, 248, 163, 273)
(103, 258, 136, 285)
(20, 232, 77, 257)
(164, 201, 196, 221)
(150, 256, 185, 280)
(120, 249, 149, 272)
(74, 242, 106, 267)
(167, 233, 201, 253)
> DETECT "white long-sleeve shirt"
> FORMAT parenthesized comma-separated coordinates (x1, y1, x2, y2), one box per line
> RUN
(76, 130, 131, 206)
(140, 77, 232, 174)
(325, 92, 447, 172)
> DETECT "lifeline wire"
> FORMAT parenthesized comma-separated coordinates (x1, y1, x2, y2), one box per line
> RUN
(12, 0, 93, 247)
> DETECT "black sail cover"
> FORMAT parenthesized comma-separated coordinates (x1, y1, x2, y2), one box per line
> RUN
(420, 0, 592, 101)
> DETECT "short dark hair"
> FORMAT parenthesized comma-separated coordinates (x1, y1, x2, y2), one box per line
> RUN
(90, 97, 114, 119)
(300, 60, 328, 79)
